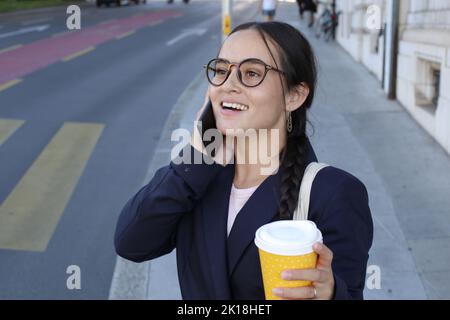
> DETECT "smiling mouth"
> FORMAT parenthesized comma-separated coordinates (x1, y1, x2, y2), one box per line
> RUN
(221, 101, 249, 111)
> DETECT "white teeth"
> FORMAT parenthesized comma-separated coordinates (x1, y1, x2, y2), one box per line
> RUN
(222, 102, 249, 111)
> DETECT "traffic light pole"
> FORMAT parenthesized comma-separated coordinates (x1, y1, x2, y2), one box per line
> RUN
(222, 0, 232, 42)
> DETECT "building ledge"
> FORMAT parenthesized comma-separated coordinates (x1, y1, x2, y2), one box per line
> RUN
(402, 28, 450, 47)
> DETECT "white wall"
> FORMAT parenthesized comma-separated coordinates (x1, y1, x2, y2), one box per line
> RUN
(335, 0, 450, 154)
(397, 0, 450, 153)
(336, 0, 385, 80)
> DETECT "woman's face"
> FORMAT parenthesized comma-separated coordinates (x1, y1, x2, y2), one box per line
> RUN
(209, 29, 287, 136)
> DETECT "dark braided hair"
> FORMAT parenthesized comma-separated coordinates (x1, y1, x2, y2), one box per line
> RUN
(228, 22, 317, 220)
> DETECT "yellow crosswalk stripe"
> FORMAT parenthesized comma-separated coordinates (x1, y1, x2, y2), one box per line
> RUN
(0, 44, 23, 55)
(0, 122, 104, 251)
(115, 30, 135, 40)
(0, 119, 24, 146)
(99, 19, 116, 25)
(62, 47, 95, 62)
(0, 79, 22, 92)
(51, 31, 69, 38)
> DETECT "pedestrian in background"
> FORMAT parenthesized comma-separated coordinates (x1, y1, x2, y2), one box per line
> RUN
(303, 0, 317, 27)
(296, 0, 305, 20)
(259, 0, 278, 22)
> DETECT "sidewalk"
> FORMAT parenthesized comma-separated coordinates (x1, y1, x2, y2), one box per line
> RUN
(276, 3, 450, 299)
(110, 1, 450, 300)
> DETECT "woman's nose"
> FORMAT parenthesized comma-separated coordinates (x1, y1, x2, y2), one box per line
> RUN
(221, 65, 242, 91)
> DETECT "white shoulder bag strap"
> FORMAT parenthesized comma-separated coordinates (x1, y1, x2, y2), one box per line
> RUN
(293, 162, 329, 221)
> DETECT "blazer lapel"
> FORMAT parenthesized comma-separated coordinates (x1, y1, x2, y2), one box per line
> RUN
(226, 167, 283, 277)
(202, 138, 318, 293)
(201, 164, 234, 299)
(226, 140, 318, 277)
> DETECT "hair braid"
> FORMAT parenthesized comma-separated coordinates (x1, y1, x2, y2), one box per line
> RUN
(278, 114, 308, 220)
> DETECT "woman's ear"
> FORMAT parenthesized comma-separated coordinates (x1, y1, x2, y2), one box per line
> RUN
(285, 83, 310, 112)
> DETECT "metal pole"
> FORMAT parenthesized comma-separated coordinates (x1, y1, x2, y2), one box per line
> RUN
(383, 0, 399, 99)
(331, 0, 337, 40)
(222, 0, 232, 42)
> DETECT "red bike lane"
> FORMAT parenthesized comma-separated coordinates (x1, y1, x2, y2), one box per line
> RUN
(0, 9, 183, 86)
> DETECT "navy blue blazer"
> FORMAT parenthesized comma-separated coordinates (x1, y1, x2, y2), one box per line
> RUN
(115, 141, 373, 300)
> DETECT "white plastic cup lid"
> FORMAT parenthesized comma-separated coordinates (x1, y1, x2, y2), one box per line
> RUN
(254, 220, 323, 256)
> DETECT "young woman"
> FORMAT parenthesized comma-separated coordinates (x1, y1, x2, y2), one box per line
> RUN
(114, 21, 373, 300)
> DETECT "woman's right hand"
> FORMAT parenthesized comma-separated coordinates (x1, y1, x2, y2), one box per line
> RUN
(190, 90, 233, 167)
(190, 89, 211, 155)
(194, 88, 211, 122)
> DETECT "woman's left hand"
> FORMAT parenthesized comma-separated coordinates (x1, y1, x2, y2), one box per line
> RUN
(272, 242, 335, 300)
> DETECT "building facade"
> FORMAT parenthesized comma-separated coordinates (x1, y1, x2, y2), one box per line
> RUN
(334, 0, 450, 154)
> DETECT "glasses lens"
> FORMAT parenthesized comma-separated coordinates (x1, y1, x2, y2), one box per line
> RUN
(240, 60, 266, 87)
(207, 59, 230, 86)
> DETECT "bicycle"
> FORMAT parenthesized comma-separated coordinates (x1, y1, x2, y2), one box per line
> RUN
(314, 3, 341, 42)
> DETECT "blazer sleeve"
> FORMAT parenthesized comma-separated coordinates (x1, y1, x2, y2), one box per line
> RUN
(114, 144, 224, 262)
(316, 173, 373, 300)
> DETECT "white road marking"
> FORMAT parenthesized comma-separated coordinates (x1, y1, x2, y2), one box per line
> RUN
(166, 28, 207, 46)
(0, 25, 50, 39)
(21, 18, 52, 26)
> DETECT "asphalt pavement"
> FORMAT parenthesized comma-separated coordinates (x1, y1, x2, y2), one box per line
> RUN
(0, 0, 250, 299)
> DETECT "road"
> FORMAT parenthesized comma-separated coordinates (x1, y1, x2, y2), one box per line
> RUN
(0, 0, 258, 299)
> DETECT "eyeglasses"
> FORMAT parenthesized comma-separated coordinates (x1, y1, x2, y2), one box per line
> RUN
(204, 58, 285, 88)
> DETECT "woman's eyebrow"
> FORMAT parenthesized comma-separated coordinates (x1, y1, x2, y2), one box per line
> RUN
(216, 57, 231, 62)
(216, 57, 269, 64)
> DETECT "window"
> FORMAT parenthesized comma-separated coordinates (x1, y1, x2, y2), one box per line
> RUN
(414, 59, 441, 113)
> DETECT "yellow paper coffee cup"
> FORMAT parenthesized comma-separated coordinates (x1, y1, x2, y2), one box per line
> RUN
(254, 220, 323, 300)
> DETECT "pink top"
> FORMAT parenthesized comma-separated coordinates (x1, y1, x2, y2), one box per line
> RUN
(227, 183, 260, 236)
